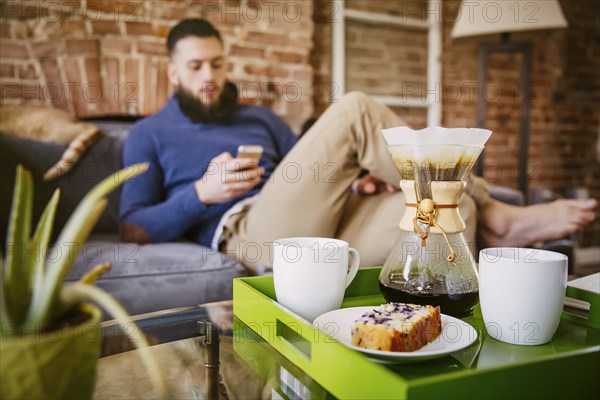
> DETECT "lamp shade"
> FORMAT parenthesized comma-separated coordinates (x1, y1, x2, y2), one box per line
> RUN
(451, 0, 568, 39)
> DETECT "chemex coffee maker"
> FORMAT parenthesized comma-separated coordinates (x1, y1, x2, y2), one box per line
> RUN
(379, 127, 492, 317)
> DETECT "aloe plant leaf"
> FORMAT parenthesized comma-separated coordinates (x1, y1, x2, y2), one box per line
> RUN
(4, 165, 34, 329)
(53, 261, 111, 319)
(26, 163, 148, 327)
(61, 283, 166, 394)
(0, 257, 7, 336)
(29, 189, 60, 299)
(26, 198, 108, 327)
(79, 262, 111, 285)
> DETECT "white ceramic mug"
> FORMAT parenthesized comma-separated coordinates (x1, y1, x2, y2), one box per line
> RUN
(479, 247, 568, 346)
(273, 237, 360, 322)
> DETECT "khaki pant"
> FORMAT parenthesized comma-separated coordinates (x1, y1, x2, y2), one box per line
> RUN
(223, 92, 487, 272)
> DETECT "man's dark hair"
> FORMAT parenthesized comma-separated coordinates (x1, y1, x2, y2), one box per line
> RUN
(167, 19, 222, 56)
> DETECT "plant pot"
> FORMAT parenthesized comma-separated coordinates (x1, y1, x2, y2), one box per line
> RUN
(1, 303, 102, 400)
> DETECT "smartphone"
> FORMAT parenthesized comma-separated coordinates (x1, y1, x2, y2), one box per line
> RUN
(237, 145, 264, 162)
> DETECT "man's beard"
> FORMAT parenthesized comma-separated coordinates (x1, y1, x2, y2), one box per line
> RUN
(175, 81, 238, 125)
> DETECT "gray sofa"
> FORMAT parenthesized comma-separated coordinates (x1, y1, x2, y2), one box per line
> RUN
(1, 120, 246, 317)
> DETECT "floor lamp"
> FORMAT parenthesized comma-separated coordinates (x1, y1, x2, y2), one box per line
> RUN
(451, 0, 568, 204)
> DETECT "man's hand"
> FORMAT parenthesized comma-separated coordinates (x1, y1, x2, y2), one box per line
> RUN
(352, 174, 398, 196)
(195, 152, 265, 205)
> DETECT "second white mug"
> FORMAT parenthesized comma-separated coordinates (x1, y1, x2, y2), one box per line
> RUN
(273, 237, 360, 322)
(479, 247, 568, 346)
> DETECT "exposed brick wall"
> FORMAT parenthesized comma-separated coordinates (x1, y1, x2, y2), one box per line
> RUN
(442, 0, 600, 245)
(312, 0, 599, 246)
(345, 0, 428, 15)
(0, 0, 315, 132)
(556, 0, 600, 245)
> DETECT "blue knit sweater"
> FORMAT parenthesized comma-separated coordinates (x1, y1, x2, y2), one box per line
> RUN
(119, 96, 297, 246)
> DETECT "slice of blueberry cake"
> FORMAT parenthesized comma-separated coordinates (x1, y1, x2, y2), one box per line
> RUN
(351, 303, 442, 352)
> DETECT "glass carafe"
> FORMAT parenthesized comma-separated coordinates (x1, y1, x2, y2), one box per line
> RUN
(379, 140, 487, 317)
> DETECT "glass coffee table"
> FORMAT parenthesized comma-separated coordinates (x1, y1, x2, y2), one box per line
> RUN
(97, 300, 331, 399)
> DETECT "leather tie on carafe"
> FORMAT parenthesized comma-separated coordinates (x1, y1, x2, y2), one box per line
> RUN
(408, 198, 458, 263)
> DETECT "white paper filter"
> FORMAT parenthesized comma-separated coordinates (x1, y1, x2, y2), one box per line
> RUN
(383, 126, 492, 165)
(382, 126, 492, 147)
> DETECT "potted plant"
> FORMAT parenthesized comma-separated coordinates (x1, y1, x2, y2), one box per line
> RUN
(1, 163, 164, 399)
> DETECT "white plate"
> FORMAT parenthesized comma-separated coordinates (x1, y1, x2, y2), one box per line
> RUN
(312, 306, 478, 363)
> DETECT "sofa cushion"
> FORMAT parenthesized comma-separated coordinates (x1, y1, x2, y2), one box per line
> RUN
(66, 239, 247, 316)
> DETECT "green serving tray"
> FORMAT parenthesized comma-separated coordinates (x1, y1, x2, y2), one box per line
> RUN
(233, 267, 600, 399)
(233, 316, 333, 399)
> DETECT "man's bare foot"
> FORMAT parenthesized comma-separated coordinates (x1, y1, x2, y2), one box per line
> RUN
(479, 198, 597, 247)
